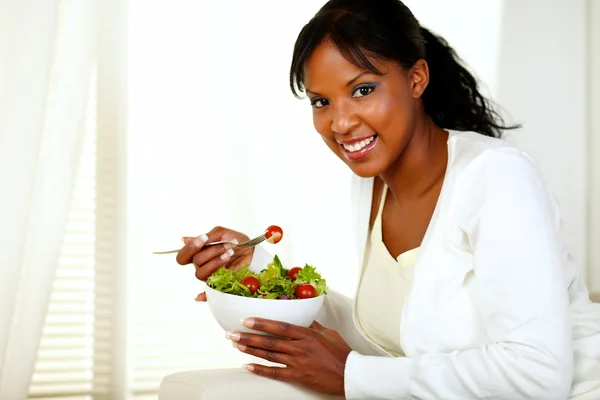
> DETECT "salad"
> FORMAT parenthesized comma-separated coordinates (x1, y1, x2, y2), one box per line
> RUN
(206, 255, 327, 299)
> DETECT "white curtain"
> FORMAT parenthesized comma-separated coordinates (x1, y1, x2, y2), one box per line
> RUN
(0, 0, 96, 398)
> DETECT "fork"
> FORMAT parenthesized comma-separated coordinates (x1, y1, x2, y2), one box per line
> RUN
(152, 233, 267, 255)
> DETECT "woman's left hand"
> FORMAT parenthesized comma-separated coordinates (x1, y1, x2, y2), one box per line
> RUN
(227, 318, 352, 396)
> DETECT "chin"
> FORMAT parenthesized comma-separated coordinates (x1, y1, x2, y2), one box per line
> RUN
(328, 143, 389, 178)
(344, 159, 386, 178)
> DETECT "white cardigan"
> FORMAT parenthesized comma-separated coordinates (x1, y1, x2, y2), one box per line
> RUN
(252, 131, 600, 399)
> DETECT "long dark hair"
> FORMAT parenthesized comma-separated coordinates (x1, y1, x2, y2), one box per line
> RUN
(289, 0, 517, 138)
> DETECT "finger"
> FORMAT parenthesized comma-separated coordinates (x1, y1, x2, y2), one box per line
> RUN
(310, 321, 339, 339)
(309, 321, 326, 331)
(193, 246, 235, 281)
(242, 318, 309, 340)
(176, 225, 232, 265)
(244, 363, 296, 382)
(233, 343, 293, 366)
(232, 331, 292, 353)
(176, 234, 209, 265)
(196, 292, 207, 301)
(204, 225, 231, 243)
(192, 243, 231, 268)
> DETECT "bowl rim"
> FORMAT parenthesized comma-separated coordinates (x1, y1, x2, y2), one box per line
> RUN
(205, 284, 327, 302)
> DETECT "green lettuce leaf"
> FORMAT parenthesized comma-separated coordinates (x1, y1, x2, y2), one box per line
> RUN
(206, 255, 327, 299)
(258, 262, 296, 298)
(296, 264, 328, 296)
(206, 265, 257, 297)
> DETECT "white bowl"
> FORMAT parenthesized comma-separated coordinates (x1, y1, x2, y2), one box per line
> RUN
(205, 285, 326, 335)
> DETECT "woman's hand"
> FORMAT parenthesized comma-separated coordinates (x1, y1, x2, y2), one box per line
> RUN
(176, 226, 253, 301)
(227, 318, 352, 396)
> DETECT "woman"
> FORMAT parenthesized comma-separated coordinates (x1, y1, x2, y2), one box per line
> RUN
(176, 0, 600, 398)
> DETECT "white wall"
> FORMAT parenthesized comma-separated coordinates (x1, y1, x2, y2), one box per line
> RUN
(589, 0, 600, 294)
(496, 1, 589, 283)
(403, 0, 504, 98)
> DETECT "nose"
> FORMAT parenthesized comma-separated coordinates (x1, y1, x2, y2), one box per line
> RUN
(330, 103, 360, 134)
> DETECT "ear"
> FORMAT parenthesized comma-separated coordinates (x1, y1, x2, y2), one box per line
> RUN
(409, 59, 429, 99)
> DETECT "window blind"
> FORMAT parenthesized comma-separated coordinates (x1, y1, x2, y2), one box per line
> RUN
(128, 268, 247, 397)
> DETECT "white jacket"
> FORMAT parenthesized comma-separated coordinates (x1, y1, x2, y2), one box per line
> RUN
(252, 131, 600, 399)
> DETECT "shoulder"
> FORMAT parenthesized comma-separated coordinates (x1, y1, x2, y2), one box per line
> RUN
(446, 130, 559, 226)
(449, 130, 535, 171)
(448, 130, 547, 190)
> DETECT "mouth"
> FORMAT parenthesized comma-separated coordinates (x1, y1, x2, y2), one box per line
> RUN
(339, 134, 378, 161)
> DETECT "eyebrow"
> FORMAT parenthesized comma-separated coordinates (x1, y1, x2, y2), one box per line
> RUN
(305, 71, 372, 96)
(346, 71, 370, 87)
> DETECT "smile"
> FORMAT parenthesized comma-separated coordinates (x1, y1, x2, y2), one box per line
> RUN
(341, 136, 375, 152)
(338, 134, 378, 161)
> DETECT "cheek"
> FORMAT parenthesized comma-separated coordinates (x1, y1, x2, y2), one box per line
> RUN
(312, 111, 333, 140)
(367, 93, 414, 136)
(312, 111, 342, 153)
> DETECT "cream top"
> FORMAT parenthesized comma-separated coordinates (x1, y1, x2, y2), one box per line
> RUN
(355, 185, 420, 356)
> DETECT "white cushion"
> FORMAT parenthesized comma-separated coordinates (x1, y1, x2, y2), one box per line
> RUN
(158, 368, 342, 400)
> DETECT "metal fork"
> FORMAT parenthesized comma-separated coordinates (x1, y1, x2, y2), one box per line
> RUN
(152, 233, 267, 255)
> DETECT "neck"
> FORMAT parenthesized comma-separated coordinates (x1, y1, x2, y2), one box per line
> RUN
(380, 117, 448, 202)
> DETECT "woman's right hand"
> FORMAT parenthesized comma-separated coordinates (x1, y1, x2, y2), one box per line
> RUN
(176, 226, 254, 301)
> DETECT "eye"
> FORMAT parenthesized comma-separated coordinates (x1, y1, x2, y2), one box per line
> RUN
(352, 84, 377, 98)
(310, 98, 330, 109)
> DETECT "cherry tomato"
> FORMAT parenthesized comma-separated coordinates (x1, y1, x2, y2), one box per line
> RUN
(287, 267, 302, 281)
(241, 276, 260, 295)
(265, 225, 283, 244)
(295, 284, 316, 299)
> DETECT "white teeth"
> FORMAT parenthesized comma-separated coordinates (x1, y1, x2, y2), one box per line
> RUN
(342, 136, 375, 152)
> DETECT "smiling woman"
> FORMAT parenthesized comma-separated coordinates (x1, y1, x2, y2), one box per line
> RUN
(167, 0, 600, 399)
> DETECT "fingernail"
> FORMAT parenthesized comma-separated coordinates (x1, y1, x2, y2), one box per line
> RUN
(224, 239, 239, 250)
(244, 364, 254, 372)
(234, 343, 247, 351)
(193, 234, 209, 247)
(241, 318, 255, 328)
(226, 331, 240, 341)
(220, 248, 234, 261)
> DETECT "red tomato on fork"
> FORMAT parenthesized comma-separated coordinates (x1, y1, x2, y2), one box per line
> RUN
(265, 225, 283, 244)
(241, 276, 260, 295)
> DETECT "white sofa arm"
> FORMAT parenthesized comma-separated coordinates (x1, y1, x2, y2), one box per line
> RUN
(158, 368, 343, 400)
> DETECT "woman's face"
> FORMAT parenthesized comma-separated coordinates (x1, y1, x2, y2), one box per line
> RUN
(303, 40, 428, 177)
